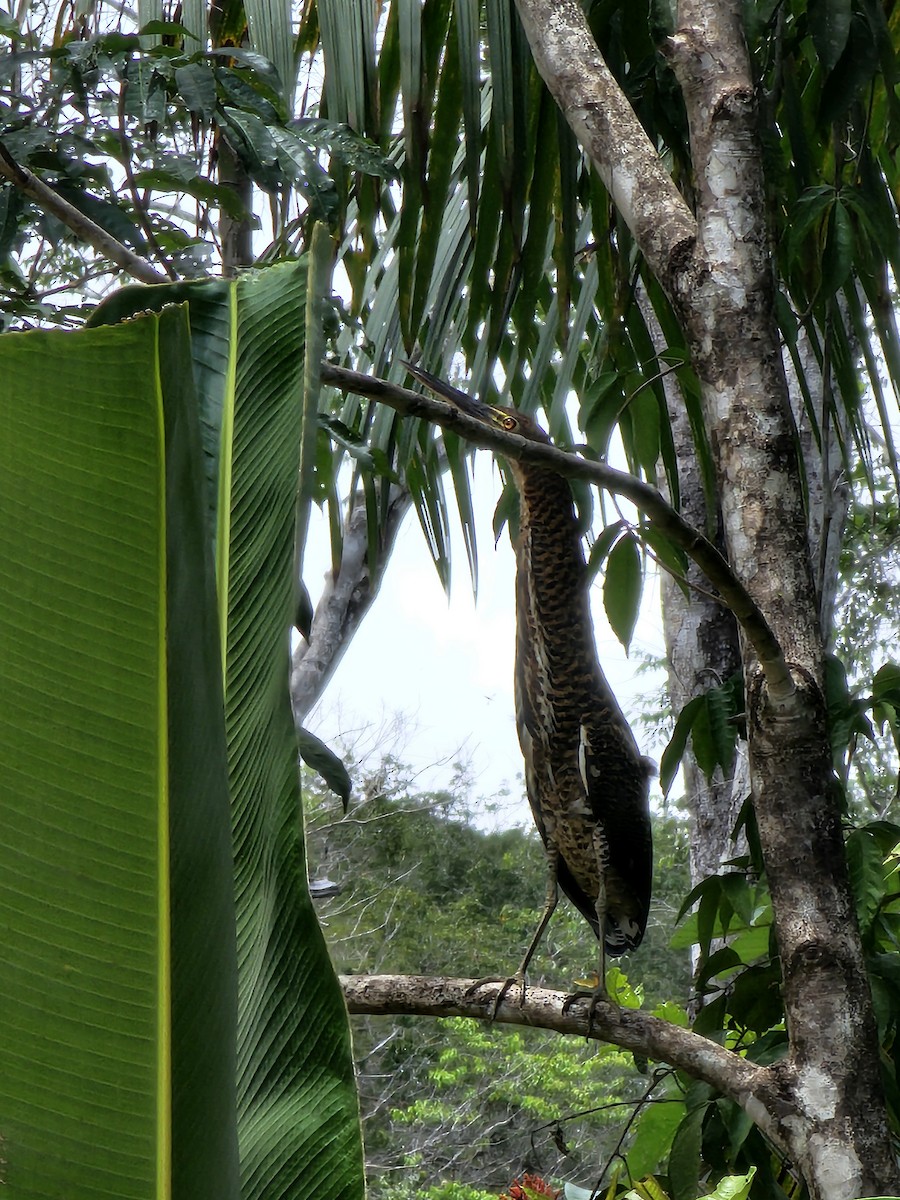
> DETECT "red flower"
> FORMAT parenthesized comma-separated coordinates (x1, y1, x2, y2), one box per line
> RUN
(499, 1173, 561, 1200)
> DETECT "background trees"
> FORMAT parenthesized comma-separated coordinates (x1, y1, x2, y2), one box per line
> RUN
(305, 757, 691, 1199)
(4, 0, 900, 1197)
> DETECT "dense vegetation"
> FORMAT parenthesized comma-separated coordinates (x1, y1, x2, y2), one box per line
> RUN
(5, 0, 900, 1196)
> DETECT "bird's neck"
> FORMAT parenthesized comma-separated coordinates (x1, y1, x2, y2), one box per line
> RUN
(513, 467, 585, 578)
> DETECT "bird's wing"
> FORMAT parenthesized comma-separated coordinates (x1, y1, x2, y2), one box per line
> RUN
(577, 710, 653, 950)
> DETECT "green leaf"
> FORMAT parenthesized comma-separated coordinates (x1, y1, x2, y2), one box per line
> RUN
(660, 695, 704, 796)
(207, 264, 365, 1200)
(270, 126, 341, 221)
(90, 266, 365, 1200)
(667, 1104, 705, 1200)
(729, 923, 772, 966)
(717, 874, 756, 929)
(216, 65, 281, 121)
(818, 12, 881, 124)
(690, 687, 738, 783)
(0, 311, 240, 1199)
(140, 18, 200, 38)
(873, 662, 900, 706)
(808, 0, 852, 73)
(603, 531, 642, 650)
(846, 827, 886, 935)
(623, 1180, 671, 1200)
(317, 0, 377, 133)
(297, 225, 334, 578)
(820, 198, 855, 297)
(244, 0, 295, 108)
(297, 726, 352, 808)
(292, 118, 398, 178)
(175, 60, 217, 117)
(697, 1168, 756, 1200)
(454, 0, 482, 219)
(639, 522, 689, 588)
(56, 182, 146, 252)
(626, 1091, 685, 1178)
(586, 518, 627, 579)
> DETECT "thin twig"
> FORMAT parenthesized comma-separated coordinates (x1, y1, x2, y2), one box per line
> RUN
(0, 139, 166, 285)
(320, 362, 795, 700)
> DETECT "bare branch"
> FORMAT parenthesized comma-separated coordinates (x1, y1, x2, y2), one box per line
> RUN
(320, 361, 793, 699)
(341, 974, 784, 1150)
(0, 141, 167, 286)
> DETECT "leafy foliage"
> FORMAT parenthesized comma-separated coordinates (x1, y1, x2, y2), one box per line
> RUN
(0, 308, 241, 1200)
(6, 0, 900, 1197)
(90, 263, 365, 1199)
(6, 0, 900, 617)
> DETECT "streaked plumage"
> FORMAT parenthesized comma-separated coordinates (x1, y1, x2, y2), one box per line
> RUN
(405, 363, 653, 993)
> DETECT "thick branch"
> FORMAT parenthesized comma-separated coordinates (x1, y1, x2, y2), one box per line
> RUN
(0, 142, 166, 286)
(342, 974, 783, 1147)
(513, 0, 696, 294)
(321, 361, 792, 698)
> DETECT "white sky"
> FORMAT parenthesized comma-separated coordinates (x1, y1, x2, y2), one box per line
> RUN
(302, 452, 669, 826)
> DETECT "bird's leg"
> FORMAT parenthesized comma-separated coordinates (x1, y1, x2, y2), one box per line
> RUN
(466, 844, 560, 1018)
(587, 836, 610, 1025)
(563, 828, 614, 1028)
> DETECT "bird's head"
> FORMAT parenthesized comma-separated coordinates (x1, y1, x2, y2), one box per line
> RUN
(487, 405, 551, 445)
(403, 362, 551, 445)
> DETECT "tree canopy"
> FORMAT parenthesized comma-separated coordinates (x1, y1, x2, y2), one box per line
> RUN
(4, 0, 900, 1198)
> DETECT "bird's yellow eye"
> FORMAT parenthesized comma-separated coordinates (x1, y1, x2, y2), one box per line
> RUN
(501, 415, 517, 432)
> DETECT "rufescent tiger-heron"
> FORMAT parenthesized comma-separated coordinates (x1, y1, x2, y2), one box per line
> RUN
(405, 362, 653, 1010)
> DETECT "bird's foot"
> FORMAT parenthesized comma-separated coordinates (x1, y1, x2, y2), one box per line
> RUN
(465, 974, 527, 1020)
(561, 979, 617, 1034)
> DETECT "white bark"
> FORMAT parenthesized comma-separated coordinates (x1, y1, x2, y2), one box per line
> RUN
(291, 485, 410, 724)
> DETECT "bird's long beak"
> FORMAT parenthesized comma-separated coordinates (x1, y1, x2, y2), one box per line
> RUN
(402, 361, 494, 423)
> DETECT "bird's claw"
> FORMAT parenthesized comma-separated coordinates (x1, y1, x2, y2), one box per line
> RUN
(562, 985, 616, 1034)
(465, 974, 527, 1020)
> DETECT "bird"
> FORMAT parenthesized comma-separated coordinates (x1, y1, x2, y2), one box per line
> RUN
(404, 361, 653, 1010)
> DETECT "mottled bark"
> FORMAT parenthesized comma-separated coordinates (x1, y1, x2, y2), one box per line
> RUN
(341, 975, 784, 1145)
(644, 288, 745, 893)
(659, 472, 746, 895)
(512, 0, 696, 290)
(664, 4, 893, 1195)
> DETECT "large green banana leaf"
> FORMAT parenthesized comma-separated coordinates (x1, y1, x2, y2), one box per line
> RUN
(91, 260, 364, 1200)
(0, 306, 241, 1199)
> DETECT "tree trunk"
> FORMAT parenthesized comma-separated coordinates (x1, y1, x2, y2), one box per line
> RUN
(217, 134, 254, 276)
(508, 0, 899, 1194)
(646, 288, 744, 895)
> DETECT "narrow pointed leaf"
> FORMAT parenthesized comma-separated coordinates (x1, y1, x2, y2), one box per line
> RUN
(245, 0, 295, 109)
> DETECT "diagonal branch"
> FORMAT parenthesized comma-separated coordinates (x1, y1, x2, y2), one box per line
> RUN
(320, 361, 793, 699)
(512, 0, 696, 295)
(0, 141, 166, 286)
(341, 974, 785, 1150)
